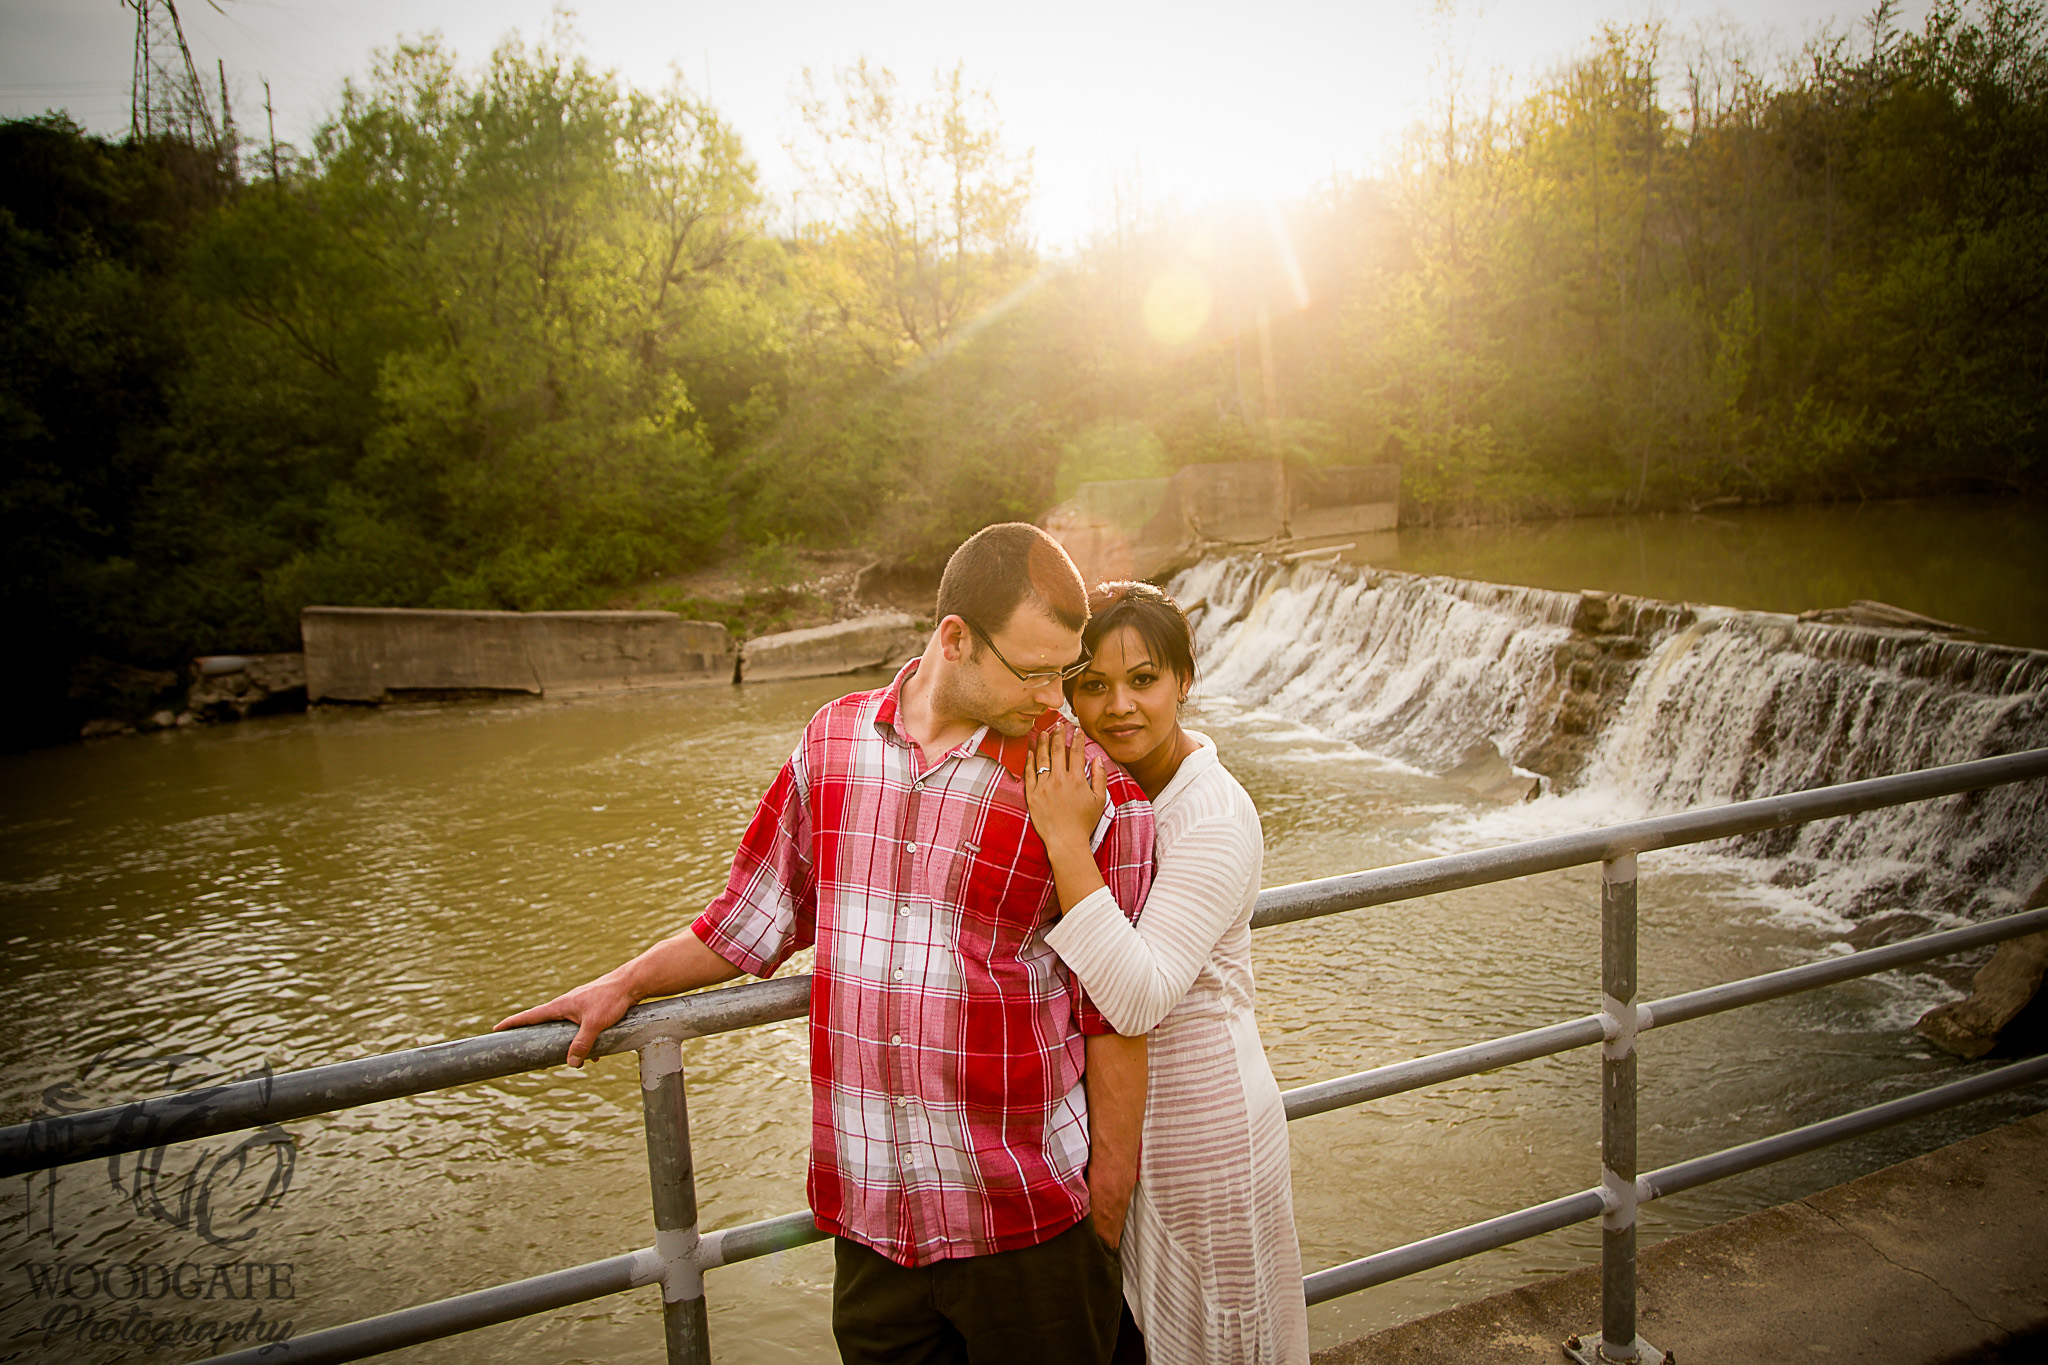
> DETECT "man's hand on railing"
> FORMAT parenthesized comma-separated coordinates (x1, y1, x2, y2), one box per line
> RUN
(494, 929, 746, 1067)
(494, 974, 640, 1068)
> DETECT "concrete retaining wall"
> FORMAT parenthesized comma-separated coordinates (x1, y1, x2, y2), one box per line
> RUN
(741, 613, 925, 683)
(1289, 463, 1401, 539)
(302, 607, 736, 702)
(1046, 462, 1400, 584)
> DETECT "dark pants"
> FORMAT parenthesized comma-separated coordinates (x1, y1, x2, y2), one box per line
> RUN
(832, 1217, 1125, 1365)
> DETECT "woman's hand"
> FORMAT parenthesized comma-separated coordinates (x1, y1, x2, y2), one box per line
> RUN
(1024, 722, 1107, 857)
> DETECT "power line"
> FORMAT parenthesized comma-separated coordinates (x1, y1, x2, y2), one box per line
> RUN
(126, 0, 220, 146)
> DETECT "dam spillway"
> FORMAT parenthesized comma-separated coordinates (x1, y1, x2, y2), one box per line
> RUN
(1171, 554, 2048, 925)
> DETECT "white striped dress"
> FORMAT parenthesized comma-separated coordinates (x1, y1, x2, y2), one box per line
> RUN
(1045, 733, 1310, 1364)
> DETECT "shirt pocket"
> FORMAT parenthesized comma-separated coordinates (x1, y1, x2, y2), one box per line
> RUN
(951, 832, 1055, 967)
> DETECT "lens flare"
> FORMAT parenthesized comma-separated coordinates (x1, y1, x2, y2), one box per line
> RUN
(1144, 262, 1212, 346)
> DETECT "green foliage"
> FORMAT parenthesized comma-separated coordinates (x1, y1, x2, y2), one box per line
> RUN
(4, 3, 2045, 747)
(1054, 422, 1168, 500)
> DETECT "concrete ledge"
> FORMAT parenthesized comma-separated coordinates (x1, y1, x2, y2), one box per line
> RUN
(1315, 1107, 2048, 1365)
(741, 613, 924, 683)
(302, 607, 736, 702)
(1045, 462, 1400, 585)
(1293, 501, 1399, 539)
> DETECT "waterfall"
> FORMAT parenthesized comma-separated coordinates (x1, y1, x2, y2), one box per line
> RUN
(1170, 555, 2048, 922)
(1172, 556, 1580, 775)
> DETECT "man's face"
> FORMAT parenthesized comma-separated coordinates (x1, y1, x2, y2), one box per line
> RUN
(936, 606, 1085, 738)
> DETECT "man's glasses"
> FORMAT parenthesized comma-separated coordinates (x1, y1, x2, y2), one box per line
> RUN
(963, 620, 1092, 685)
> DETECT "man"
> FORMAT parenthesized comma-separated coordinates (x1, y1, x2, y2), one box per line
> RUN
(497, 523, 1153, 1364)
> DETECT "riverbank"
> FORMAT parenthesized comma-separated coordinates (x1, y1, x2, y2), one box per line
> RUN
(1313, 1106, 2048, 1364)
(56, 549, 942, 743)
(37, 496, 2045, 749)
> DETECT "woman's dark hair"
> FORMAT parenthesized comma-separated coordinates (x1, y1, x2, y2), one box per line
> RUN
(1066, 581, 1197, 702)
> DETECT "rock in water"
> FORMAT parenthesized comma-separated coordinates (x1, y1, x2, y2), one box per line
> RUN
(1915, 872, 2048, 1059)
(186, 653, 309, 722)
(1441, 741, 1541, 804)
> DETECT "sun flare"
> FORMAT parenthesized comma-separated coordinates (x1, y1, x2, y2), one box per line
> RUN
(1143, 263, 1214, 346)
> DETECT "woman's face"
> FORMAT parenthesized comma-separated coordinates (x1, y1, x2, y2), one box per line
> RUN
(1070, 625, 1187, 775)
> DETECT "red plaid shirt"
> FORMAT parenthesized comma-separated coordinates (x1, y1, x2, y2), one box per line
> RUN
(692, 660, 1154, 1267)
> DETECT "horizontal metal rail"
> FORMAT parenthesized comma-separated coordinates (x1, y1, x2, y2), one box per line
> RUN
(697, 1209, 830, 1268)
(0, 976, 812, 1180)
(1283, 903, 2048, 1120)
(1636, 1052, 2048, 1204)
(1253, 746, 2048, 928)
(14, 748, 2043, 1181)
(198, 1207, 835, 1365)
(202, 1248, 656, 1365)
(1305, 1188, 1608, 1305)
(1303, 1052, 2048, 1304)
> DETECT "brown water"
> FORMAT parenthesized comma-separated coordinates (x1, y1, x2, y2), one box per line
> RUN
(4, 671, 2042, 1362)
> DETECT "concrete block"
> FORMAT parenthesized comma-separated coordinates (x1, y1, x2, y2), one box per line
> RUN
(1178, 460, 1287, 541)
(523, 612, 736, 696)
(302, 607, 735, 702)
(1046, 462, 1402, 586)
(742, 613, 925, 683)
(1292, 463, 1400, 509)
(1289, 464, 1400, 540)
(1074, 477, 1175, 531)
(1291, 501, 1399, 539)
(1045, 500, 1170, 586)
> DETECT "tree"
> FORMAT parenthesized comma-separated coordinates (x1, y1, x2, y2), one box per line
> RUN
(789, 60, 1035, 366)
(179, 24, 769, 614)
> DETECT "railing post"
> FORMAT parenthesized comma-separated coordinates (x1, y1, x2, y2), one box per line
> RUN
(640, 1038, 712, 1364)
(1569, 853, 1665, 1364)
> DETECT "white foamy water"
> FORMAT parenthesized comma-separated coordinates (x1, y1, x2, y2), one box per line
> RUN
(1173, 554, 2048, 925)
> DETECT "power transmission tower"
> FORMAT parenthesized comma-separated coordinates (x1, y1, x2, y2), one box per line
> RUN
(127, 0, 220, 147)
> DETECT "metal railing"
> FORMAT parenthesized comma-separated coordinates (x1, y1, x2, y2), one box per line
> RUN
(5, 746, 2046, 1365)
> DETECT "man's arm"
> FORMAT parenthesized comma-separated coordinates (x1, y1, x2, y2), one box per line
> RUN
(1083, 1031, 1147, 1249)
(495, 929, 743, 1068)
(500, 738, 818, 1068)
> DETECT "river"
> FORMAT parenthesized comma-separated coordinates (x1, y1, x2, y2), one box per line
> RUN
(1335, 496, 2048, 652)
(4, 499, 2046, 1363)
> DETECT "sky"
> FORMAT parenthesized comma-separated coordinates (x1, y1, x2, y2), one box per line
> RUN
(3, 0, 1931, 247)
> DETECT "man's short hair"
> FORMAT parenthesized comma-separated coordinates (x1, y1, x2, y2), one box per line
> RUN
(935, 524, 1089, 635)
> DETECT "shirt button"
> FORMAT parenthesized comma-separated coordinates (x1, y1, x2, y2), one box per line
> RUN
(891, 1033, 902, 1045)
(906, 842, 918, 853)
(894, 1096, 908, 1107)
(899, 905, 911, 916)
(893, 969, 905, 981)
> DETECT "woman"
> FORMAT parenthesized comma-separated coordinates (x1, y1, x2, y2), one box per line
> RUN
(1026, 581, 1310, 1365)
